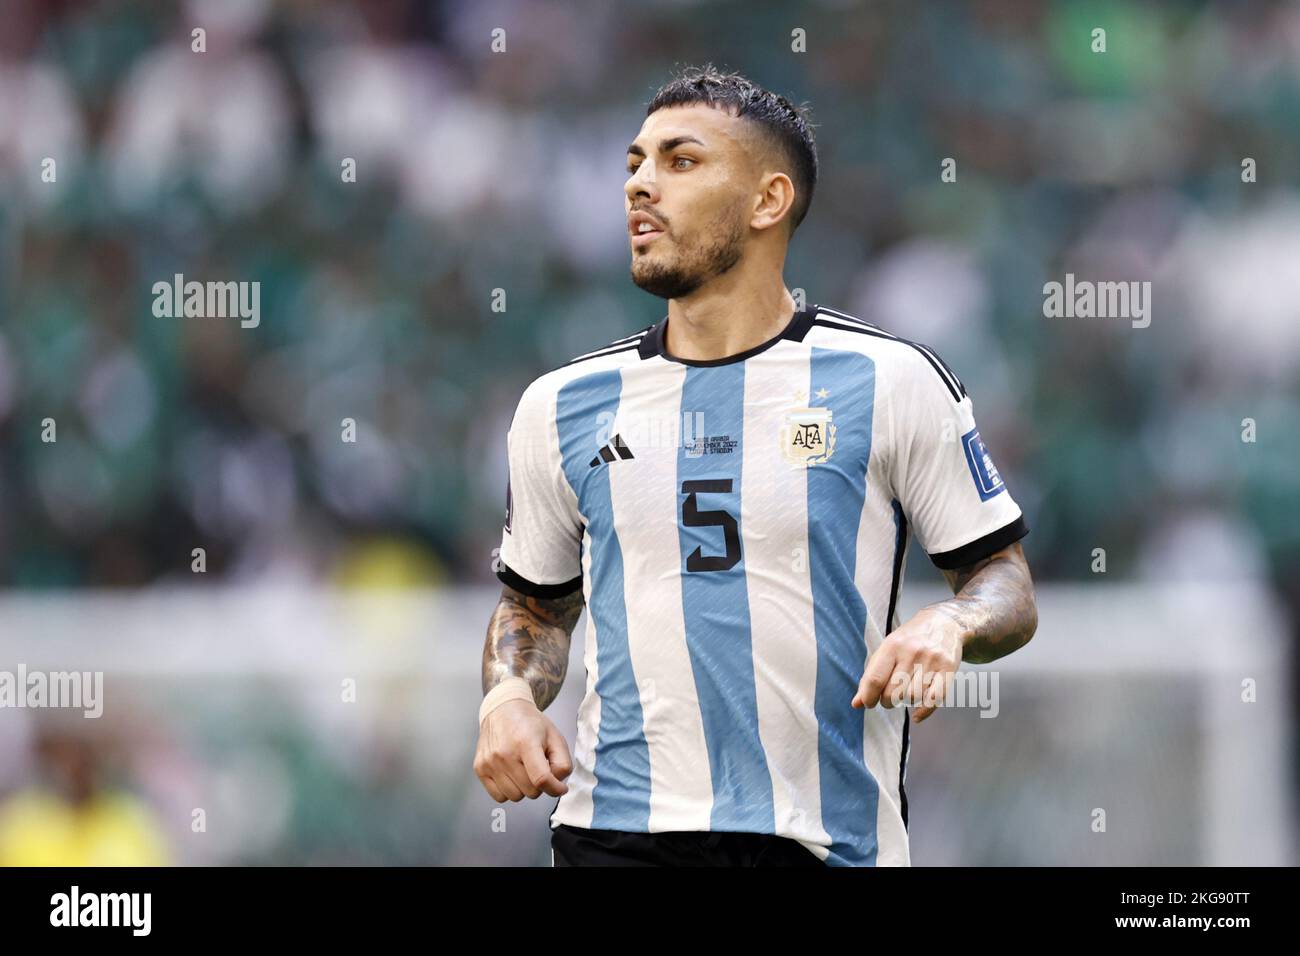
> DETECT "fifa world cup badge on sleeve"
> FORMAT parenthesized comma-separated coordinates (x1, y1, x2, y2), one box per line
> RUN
(961, 427, 1006, 500)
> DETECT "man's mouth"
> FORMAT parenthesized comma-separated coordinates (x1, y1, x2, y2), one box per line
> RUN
(631, 224, 664, 249)
(629, 211, 666, 249)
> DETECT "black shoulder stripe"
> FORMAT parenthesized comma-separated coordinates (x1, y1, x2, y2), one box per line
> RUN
(815, 305, 880, 327)
(606, 326, 657, 347)
(812, 318, 964, 403)
(557, 341, 643, 369)
(911, 342, 966, 399)
(554, 330, 652, 370)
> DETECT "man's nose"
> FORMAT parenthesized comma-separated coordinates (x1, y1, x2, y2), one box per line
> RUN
(625, 161, 658, 201)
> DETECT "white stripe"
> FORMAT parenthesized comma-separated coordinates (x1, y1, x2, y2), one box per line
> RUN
(551, 530, 600, 829)
(863, 704, 910, 866)
(856, 452, 912, 866)
(607, 361, 713, 831)
(740, 348, 832, 851)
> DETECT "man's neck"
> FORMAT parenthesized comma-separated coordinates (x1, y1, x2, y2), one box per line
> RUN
(663, 277, 798, 363)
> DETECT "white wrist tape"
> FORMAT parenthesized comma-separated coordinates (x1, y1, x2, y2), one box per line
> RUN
(479, 677, 536, 724)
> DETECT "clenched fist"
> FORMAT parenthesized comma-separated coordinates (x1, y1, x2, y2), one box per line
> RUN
(474, 699, 574, 802)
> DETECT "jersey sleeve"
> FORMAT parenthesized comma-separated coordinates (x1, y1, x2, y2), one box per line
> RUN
(887, 347, 1028, 570)
(495, 379, 584, 598)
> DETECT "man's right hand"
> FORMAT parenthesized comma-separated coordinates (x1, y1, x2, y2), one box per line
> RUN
(474, 699, 574, 801)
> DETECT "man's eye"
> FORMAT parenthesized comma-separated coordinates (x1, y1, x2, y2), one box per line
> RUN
(672, 157, 695, 169)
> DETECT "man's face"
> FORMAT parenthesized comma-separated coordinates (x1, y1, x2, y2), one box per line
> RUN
(624, 104, 757, 299)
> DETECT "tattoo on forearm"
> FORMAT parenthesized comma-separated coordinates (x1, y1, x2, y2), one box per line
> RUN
(481, 585, 585, 710)
(936, 543, 1038, 664)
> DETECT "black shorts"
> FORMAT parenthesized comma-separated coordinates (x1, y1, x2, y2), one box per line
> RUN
(551, 823, 825, 867)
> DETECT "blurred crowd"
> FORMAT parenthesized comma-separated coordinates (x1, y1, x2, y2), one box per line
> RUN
(1, 0, 1297, 592)
(0, 0, 1297, 863)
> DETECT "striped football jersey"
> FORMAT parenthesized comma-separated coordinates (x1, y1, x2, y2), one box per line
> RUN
(495, 301, 1028, 866)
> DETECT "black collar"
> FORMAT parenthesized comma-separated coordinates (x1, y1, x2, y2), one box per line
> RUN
(637, 301, 817, 366)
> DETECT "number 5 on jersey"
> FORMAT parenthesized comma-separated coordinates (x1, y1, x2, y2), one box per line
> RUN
(681, 479, 741, 572)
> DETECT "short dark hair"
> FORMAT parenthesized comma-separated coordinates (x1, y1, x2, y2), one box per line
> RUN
(646, 64, 819, 234)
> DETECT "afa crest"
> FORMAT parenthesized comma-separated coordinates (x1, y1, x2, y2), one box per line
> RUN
(780, 406, 836, 467)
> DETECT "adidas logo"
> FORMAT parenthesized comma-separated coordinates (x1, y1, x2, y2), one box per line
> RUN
(589, 434, 636, 468)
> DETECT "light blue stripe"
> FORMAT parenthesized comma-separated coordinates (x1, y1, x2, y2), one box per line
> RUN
(555, 370, 650, 830)
(807, 347, 879, 866)
(676, 363, 773, 832)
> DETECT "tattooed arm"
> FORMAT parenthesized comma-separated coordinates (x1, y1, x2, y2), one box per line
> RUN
(937, 541, 1038, 665)
(481, 585, 585, 709)
(853, 541, 1037, 722)
(474, 584, 585, 802)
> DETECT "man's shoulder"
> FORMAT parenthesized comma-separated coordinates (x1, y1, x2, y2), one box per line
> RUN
(514, 321, 661, 409)
(805, 304, 967, 402)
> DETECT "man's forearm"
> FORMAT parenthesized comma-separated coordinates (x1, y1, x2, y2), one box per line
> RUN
(936, 542, 1038, 664)
(481, 585, 585, 710)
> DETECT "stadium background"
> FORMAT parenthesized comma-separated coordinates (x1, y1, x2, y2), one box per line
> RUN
(0, 0, 1295, 864)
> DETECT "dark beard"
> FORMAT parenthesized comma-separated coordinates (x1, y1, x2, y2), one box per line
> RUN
(630, 212, 746, 300)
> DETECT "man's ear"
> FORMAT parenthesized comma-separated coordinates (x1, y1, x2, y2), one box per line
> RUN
(752, 171, 795, 232)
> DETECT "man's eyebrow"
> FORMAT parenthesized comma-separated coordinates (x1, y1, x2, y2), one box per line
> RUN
(626, 135, 706, 158)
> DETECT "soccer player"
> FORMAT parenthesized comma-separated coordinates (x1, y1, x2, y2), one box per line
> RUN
(474, 66, 1038, 867)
